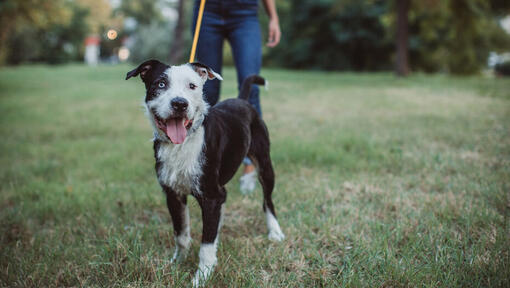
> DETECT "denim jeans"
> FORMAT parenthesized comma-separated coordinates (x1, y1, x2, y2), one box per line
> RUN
(192, 0, 262, 116)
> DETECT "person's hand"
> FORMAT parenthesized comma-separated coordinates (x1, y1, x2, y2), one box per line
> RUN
(267, 18, 281, 48)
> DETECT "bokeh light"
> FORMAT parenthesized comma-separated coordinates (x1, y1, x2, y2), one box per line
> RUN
(106, 29, 117, 40)
(118, 47, 130, 61)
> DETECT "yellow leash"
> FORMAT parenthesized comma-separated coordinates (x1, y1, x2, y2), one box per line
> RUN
(189, 0, 207, 63)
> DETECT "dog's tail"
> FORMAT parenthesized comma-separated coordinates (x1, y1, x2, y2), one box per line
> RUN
(238, 75, 267, 101)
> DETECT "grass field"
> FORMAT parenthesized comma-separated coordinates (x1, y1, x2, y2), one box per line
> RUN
(1, 64, 509, 287)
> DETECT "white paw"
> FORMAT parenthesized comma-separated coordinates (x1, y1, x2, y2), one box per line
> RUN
(192, 265, 215, 288)
(171, 233, 191, 263)
(268, 229, 285, 242)
(265, 210, 285, 242)
(192, 243, 217, 287)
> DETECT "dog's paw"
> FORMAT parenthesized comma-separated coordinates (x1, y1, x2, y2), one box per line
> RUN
(192, 243, 217, 287)
(268, 230, 285, 242)
(192, 266, 214, 288)
(192, 273, 203, 288)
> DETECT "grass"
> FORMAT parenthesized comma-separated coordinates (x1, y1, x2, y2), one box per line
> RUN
(0, 64, 509, 287)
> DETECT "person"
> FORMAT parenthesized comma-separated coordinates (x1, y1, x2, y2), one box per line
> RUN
(192, 0, 281, 194)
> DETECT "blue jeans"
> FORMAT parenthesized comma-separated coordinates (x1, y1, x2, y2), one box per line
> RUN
(192, 0, 262, 116)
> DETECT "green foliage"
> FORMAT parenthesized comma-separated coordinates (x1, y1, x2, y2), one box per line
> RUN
(0, 0, 72, 64)
(267, 0, 392, 71)
(397, 0, 510, 74)
(5, 27, 41, 65)
(6, 4, 90, 64)
(447, 0, 490, 74)
(118, 0, 165, 26)
(405, 0, 450, 73)
(128, 23, 174, 64)
(265, 0, 510, 74)
(117, 0, 193, 64)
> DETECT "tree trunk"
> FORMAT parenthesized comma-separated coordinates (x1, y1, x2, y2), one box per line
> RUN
(169, 0, 186, 63)
(395, 0, 409, 77)
(0, 16, 15, 65)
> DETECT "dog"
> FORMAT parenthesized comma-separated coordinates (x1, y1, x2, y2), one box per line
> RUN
(126, 60, 285, 286)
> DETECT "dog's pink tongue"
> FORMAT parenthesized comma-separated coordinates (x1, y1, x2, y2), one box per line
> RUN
(166, 118, 187, 144)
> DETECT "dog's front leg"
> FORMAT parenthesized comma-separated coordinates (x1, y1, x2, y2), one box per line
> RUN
(164, 188, 191, 263)
(192, 193, 225, 287)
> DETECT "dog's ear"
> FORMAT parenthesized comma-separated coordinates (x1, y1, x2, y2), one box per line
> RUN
(189, 62, 223, 81)
(125, 59, 165, 82)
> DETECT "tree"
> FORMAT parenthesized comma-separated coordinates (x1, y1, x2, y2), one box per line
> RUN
(6, 3, 90, 65)
(76, 0, 120, 34)
(116, 0, 190, 63)
(405, 0, 510, 74)
(395, 0, 409, 76)
(267, 0, 392, 71)
(264, 0, 509, 74)
(1, 0, 125, 65)
(0, 0, 71, 65)
(118, 0, 164, 26)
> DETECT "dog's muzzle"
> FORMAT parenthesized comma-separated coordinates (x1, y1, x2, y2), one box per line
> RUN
(153, 97, 193, 144)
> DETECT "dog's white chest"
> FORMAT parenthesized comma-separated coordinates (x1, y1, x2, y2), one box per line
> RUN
(157, 127, 204, 195)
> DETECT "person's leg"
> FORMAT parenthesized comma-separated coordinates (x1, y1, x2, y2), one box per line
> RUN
(226, 10, 262, 192)
(192, 5, 225, 106)
(227, 11, 262, 116)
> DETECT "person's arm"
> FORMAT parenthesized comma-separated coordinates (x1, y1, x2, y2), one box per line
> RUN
(261, 0, 281, 47)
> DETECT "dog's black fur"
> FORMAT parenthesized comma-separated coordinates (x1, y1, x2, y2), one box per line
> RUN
(126, 60, 278, 249)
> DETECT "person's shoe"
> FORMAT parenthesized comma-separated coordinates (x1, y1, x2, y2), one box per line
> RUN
(239, 171, 257, 195)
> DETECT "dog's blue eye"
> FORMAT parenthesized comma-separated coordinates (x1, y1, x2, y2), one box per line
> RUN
(158, 82, 165, 88)
(189, 83, 196, 90)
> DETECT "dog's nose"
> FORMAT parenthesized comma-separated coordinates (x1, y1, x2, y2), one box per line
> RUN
(171, 97, 188, 112)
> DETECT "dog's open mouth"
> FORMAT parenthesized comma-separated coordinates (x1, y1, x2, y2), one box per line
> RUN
(155, 116, 193, 144)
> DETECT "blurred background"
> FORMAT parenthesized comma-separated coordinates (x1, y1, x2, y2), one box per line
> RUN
(0, 0, 509, 76)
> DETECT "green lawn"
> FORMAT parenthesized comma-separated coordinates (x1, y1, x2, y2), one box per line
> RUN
(1, 64, 509, 287)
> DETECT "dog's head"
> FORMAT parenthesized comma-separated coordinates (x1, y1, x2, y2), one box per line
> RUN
(126, 59, 222, 144)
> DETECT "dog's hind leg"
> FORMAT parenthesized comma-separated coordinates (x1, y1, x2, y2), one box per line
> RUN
(258, 158, 285, 242)
(164, 188, 191, 263)
(192, 190, 226, 287)
(249, 121, 285, 242)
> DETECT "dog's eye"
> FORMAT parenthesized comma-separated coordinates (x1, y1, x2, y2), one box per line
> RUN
(158, 81, 166, 88)
(189, 83, 197, 90)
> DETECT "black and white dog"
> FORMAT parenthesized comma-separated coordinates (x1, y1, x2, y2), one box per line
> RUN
(126, 60, 285, 286)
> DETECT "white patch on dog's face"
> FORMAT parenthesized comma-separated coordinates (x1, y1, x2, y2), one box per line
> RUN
(145, 64, 209, 143)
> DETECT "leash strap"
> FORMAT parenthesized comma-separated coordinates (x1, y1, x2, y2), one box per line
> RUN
(189, 0, 207, 63)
